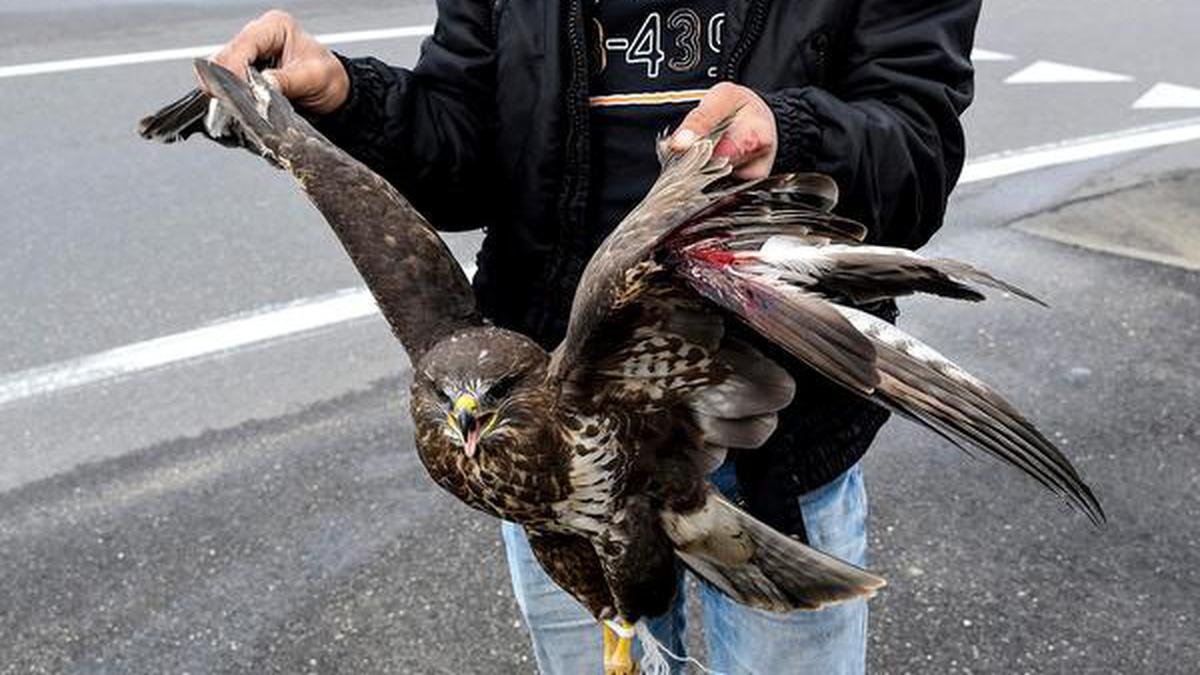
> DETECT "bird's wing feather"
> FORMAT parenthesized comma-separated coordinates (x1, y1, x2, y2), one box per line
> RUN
(740, 236, 1046, 306)
(138, 87, 211, 143)
(145, 61, 480, 362)
(674, 172, 866, 243)
(669, 235, 1103, 523)
(551, 114, 1101, 525)
(549, 118, 876, 400)
(676, 261, 881, 395)
(549, 124, 736, 382)
(831, 305, 1105, 524)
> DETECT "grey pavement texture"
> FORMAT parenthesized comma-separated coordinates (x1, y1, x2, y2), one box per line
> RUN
(7, 177, 1198, 674)
(965, 0, 1200, 155)
(1016, 170, 1200, 272)
(0, 380, 530, 674)
(863, 176, 1200, 674)
(2, 1, 1200, 673)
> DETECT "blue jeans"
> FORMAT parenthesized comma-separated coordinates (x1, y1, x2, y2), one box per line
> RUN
(502, 462, 869, 675)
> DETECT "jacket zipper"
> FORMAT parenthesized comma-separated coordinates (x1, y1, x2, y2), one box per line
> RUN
(542, 0, 591, 337)
(489, 0, 503, 43)
(811, 31, 830, 83)
(722, 0, 772, 80)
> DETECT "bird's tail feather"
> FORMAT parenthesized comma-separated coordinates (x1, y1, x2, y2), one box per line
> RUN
(661, 491, 885, 611)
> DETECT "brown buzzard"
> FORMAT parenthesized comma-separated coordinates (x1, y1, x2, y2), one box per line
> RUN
(140, 61, 1103, 674)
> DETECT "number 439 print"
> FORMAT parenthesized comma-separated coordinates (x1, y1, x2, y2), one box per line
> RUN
(591, 9, 726, 79)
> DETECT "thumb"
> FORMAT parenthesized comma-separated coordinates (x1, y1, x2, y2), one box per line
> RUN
(263, 61, 320, 108)
(263, 58, 348, 115)
(670, 83, 749, 151)
(261, 67, 290, 96)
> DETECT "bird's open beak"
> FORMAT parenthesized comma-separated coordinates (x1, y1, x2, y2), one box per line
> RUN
(463, 425, 482, 458)
(452, 394, 481, 458)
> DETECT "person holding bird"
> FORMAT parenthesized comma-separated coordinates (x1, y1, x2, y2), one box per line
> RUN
(138, 1, 1103, 673)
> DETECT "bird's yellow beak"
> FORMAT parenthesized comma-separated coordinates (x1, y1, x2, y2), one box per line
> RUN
(452, 393, 478, 416)
(449, 393, 482, 457)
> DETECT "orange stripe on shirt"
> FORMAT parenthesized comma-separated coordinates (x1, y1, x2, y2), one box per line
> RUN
(588, 89, 710, 107)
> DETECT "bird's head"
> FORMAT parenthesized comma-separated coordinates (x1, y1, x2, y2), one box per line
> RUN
(414, 328, 549, 459)
(442, 380, 505, 458)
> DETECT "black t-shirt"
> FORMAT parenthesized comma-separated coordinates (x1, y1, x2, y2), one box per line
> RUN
(585, 0, 727, 235)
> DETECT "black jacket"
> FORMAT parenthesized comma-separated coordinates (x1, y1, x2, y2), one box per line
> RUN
(318, 0, 981, 539)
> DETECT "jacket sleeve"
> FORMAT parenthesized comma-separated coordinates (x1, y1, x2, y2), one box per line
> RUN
(763, 0, 981, 249)
(314, 1, 495, 232)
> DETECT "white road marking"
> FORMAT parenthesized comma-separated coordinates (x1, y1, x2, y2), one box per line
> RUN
(0, 288, 370, 406)
(1005, 60, 1134, 84)
(959, 116, 1200, 183)
(0, 25, 433, 79)
(971, 49, 1015, 62)
(0, 261, 464, 407)
(1132, 82, 1200, 110)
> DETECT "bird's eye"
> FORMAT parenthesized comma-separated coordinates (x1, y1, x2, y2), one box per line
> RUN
(486, 375, 517, 402)
(429, 382, 454, 407)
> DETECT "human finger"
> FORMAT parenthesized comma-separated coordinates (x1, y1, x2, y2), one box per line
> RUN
(670, 82, 752, 151)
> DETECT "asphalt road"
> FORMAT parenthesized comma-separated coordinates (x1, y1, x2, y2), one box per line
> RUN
(2, 1, 1198, 673)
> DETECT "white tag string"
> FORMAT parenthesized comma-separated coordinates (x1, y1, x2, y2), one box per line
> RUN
(634, 620, 727, 675)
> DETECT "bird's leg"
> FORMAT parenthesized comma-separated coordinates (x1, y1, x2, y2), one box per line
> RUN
(603, 621, 618, 662)
(603, 619, 638, 675)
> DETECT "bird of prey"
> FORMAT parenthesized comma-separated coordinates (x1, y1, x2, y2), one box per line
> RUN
(141, 61, 1104, 674)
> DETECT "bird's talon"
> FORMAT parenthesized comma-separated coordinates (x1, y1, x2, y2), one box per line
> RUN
(602, 620, 638, 675)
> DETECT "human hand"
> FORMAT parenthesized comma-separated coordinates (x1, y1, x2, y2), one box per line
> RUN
(208, 10, 349, 116)
(670, 82, 778, 180)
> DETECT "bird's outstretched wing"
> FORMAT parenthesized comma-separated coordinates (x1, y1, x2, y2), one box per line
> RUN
(549, 125, 879, 400)
(550, 116, 1104, 526)
(139, 62, 480, 362)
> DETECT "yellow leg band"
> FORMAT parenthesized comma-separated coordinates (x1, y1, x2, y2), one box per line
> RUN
(602, 620, 638, 675)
